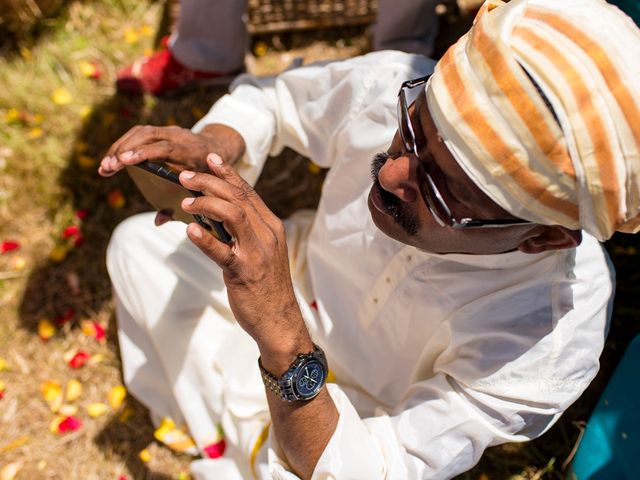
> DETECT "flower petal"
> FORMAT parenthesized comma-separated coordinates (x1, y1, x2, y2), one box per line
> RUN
(1, 240, 20, 254)
(138, 448, 151, 463)
(38, 319, 56, 341)
(57, 415, 82, 433)
(87, 402, 109, 418)
(107, 189, 126, 209)
(65, 379, 83, 402)
(108, 385, 127, 409)
(67, 351, 90, 369)
(52, 87, 73, 106)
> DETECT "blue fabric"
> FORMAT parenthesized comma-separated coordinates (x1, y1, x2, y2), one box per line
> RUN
(608, 0, 640, 25)
(570, 334, 640, 479)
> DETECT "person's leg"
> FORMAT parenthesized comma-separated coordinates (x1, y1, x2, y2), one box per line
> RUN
(169, 0, 249, 73)
(116, 0, 248, 95)
(373, 0, 440, 57)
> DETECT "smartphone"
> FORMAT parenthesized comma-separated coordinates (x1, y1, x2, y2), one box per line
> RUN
(126, 161, 232, 244)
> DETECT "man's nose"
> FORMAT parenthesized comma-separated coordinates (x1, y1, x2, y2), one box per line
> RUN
(378, 152, 420, 203)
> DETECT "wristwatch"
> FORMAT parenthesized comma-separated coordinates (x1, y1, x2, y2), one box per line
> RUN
(258, 344, 328, 402)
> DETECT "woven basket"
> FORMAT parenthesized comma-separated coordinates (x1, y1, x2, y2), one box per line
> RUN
(246, 0, 378, 34)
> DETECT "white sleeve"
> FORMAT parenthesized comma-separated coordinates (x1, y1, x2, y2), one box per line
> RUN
(192, 51, 436, 185)
(267, 241, 613, 479)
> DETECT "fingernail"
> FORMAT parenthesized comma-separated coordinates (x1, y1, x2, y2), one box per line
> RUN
(108, 156, 118, 168)
(120, 151, 135, 160)
(182, 197, 194, 206)
(180, 170, 195, 179)
(207, 153, 223, 165)
(189, 224, 202, 238)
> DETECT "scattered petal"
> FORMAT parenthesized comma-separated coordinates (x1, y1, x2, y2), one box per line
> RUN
(59, 404, 79, 416)
(139, 448, 151, 463)
(139, 24, 154, 37)
(176, 473, 191, 480)
(38, 319, 56, 341)
(41, 380, 63, 412)
(118, 476, 129, 480)
(27, 127, 43, 139)
(87, 402, 109, 418)
(203, 439, 226, 459)
(0, 380, 5, 400)
(108, 385, 127, 409)
(1, 240, 20, 254)
(307, 163, 322, 175)
(0, 357, 9, 371)
(108, 189, 126, 209)
(4, 108, 21, 124)
(68, 351, 90, 369)
(31, 113, 44, 125)
(154, 417, 198, 454)
(19, 46, 32, 60)
(78, 60, 101, 79)
(63, 225, 81, 239)
(93, 322, 106, 342)
(80, 320, 106, 342)
(0, 462, 21, 480)
(143, 47, 154, 57)
(124, 28, 139, 44)
(79, 105, 93, 120)
(49, 244, 70, 263)
(75, 209, 89, 220)
(77, 154, 96, 169)
(52, 87, 73, 106)
(9, 256, 26, 271)
(88, 353, 105, 365)
(55, 307, 75, 326)
(56, 415, 82, 433)
(65, 379, 83, 402)
(118, 405, 134, 423)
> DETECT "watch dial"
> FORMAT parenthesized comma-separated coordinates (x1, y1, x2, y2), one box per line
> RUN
(295, 360, 325, 398)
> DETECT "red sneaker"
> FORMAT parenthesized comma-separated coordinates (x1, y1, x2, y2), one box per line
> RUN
(116, 46, 236, 96)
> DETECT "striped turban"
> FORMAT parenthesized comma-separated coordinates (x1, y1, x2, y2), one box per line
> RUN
(426, 0, 640, 241)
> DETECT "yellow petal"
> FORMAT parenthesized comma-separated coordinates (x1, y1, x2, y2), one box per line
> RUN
(80, 105, 92, 120)
(41, 380, 63, 412)
(31, 113, 44, 125)
(52, 87, 73, 106)
(49, 415, 64, 434)
(88, 353, 105, 365)
(139, 24, 153, 37)
(19, 46, 32, 60)
(108, 385, 127, 409)
(0, 357, 9, 371)
(27, 127, 43, 139)
(78, 60, 97, 78)
(0, 380, 5, 392)
(5, 108, 20, 123)
(118, 405, 134, 423)
(124, 28, 139, 44)
(153, 417, 176, 441)
(65, 379, 83, 402)
(307, 163, 322, 175)
(87, 402, 109, 418)
(38, 319, 56, 340)
(59, 404, 78, 416)
(139, 448, 151, 463)
(0, 462, 22, 480)
(49, 244, 70, 263)
(9, 256, 26, 271)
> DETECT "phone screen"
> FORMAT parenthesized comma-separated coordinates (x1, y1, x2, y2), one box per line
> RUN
(126, 161, 232, 244)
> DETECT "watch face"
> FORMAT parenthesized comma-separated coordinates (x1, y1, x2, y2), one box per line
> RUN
(294, 359, 326, 399)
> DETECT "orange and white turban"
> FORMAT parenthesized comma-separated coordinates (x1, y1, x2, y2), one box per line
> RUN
(426, 0, 640, 241)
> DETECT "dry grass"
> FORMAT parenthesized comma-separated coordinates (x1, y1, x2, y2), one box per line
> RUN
(1, 1, 639, 479)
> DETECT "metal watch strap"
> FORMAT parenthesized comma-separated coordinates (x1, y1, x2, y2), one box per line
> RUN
(258, 344, 326, 401)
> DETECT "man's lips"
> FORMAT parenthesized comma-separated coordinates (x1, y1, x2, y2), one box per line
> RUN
(369, 185, 389, 216)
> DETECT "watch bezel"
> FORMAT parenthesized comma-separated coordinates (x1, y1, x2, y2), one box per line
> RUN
(275, 345, 328, 401)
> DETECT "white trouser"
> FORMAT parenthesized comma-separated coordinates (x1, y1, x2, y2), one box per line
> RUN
(106, 211, 315, 478)
(169, 0, 440, 72)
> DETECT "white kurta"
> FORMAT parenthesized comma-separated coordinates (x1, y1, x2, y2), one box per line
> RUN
(106, 51, 614, 480)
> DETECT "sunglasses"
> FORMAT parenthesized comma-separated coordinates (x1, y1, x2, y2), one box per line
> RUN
(397, 74, 533, 229)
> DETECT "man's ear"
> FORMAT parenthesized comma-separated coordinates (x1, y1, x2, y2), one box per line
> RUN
(517, 226, 582, 254)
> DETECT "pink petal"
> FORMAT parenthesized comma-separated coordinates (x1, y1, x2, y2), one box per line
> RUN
(68, 351, 90, 369)
(203, 439, 226, 459)
(75, 210, 89, 220)
(57, 415, 82, 433)
(1, 241, 20, 254)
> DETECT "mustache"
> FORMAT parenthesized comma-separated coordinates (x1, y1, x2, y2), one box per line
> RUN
(370, 152, 419, 236)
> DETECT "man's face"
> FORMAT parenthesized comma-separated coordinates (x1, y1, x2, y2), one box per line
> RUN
(368, 90, 539, 255)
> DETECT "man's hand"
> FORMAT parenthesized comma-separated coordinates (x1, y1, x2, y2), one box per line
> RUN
(98, 124, 245, 177)
(179, 152, 313, 366)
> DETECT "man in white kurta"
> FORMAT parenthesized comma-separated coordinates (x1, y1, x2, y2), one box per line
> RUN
(101, 0, 640, 477)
